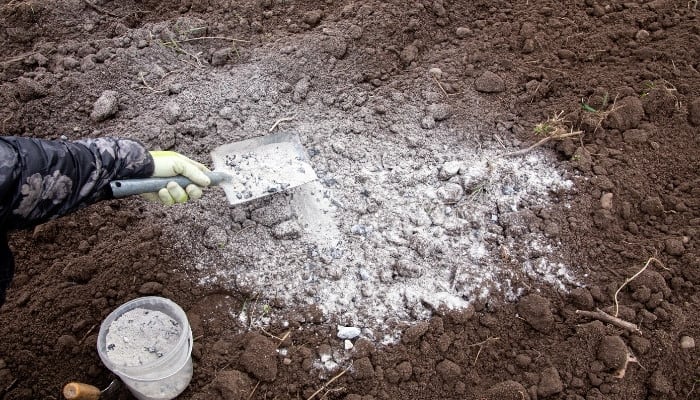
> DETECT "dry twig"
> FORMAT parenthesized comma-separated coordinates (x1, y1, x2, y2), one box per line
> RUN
(269, 115, 296, 132)
(575, 308, 641, 334)
(306, 364, 352, 400)
(78, 324, 97, 345)
(468, 336, 500, 365)
(503, 130, 582, 157)
(246, 380, 260, 400)
(1, 52, 36, 66)
(613, 257, 666, 317)
(83, 0, 121, 18)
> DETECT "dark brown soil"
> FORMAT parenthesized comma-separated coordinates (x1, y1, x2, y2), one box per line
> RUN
(1, 1, 699, 400)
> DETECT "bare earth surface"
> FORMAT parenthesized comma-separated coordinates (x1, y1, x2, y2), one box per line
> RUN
(1, 1, 699, 399)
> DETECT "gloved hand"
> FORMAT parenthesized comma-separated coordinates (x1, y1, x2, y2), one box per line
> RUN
(143, 151, 211, 205)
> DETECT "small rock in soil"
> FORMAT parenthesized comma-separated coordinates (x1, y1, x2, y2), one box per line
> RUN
(322, 36, 348, 59)
(600, 192, 613, 210)
(240, 333, 278, 382)
(337, 325, 361, 340)
(138, 281, 163, 295)
(485, 380, 530, 400)
(456, 27, 471, 38)
(597, 336, 628, 370)
(436, 359, 462, 381)
(474, 71, 505, 93)
(537, 366, 563, 397)
(517, 294, 554, 333)
(439, 161, 461, 180)
(604, 96, 644, 131)
(679, 335, 695, 349)
(90, 90, 119, 122)
(436, 183, 463, 204)
(402, 321, 429, 344)
(688, 98, 700, 126)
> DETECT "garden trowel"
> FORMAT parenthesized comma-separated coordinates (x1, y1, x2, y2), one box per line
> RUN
(110, 132, 318, 205)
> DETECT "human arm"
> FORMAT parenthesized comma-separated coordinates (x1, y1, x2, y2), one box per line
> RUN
(0, 136, 154, 230)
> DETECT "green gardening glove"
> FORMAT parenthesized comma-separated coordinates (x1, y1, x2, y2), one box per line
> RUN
(143, 151, 211, 205)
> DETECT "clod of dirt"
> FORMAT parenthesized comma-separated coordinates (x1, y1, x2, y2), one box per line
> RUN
(204, 225, 228, 249)
(642, 88, 677, 120)
(427, 103, 452, 121)
(537, 366, 563, 397)
(436, 359, 462, 381)
(61, 257, 98, 283)
(400, 44, 419, 65)
(604, 96, 644, 131)
(688, 98, 700, 126)
(517, 294, 555, 333)
(292, 76, 311, 103)
(484, 380, 530, 400)
(138, 281, 164, 295)
(639, 196, 664, 216)
(648, 369, 673, 395)
(664, 237, 685, 256)
(192, 369, 255, 400)
(627, 269, 670, 297)
(271, 220, 302, 240)
(569, 287, 594, 310)
(401, 321, 429, 344)
(163, 101, 182, 125)
(352, 357, 375, 379)
(303, 10, 323, 26)
(13, 77, 48, 102)
(337, 325, 361, 340)
(597, 335, 628, 370)
(623, 129, 651, 145)
(240, 333, 278, 382)
(211, 48, 231, 67)
(474, 71, 505, 93)
(455, 27, 471, 38)
(90, 90, 119, 122)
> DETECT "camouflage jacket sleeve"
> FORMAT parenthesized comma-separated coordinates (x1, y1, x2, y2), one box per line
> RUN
(0, 137, 154, 231)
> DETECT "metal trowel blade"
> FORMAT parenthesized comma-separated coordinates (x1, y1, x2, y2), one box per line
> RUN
(210, 132, 318, 205)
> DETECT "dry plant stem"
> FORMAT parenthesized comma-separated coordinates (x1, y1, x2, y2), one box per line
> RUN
(246, 380, 260, 400)
(432, 75, 448, 97)
(176, 36, 251, 44)
(614, 257, 665, 317)
(613, 352, 638, 379)
(468, 336, 500, 365)
(576, 308, 641, 334)
(78, 324, 96, 345)
(269, 116, 296, 132)
(503, 131, 583, 157)
(84, 0, 121, 18)
(306, 364, 351, 400)
(1, 52, 35, 66)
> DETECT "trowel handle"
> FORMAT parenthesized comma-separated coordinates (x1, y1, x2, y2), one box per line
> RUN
(62, 382, 101, 400)
(110, 171, 230, 198)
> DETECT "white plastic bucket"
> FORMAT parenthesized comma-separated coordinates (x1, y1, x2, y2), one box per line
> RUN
(97, 296, 193, 400)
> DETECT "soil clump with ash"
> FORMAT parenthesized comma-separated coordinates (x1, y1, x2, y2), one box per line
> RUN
(1, 1, 698, 399)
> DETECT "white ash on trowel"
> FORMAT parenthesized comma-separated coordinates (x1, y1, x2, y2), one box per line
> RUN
(106, 308, 182, 367)
(222, 141, 315, 201)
